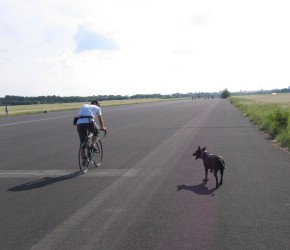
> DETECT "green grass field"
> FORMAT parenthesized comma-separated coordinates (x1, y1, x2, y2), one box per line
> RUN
(230, 93, 290, 151)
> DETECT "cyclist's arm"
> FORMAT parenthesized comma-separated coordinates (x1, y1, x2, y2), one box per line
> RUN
(97, 115, 107, 132)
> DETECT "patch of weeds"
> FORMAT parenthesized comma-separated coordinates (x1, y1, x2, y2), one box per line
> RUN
(267, 110, 289, 135)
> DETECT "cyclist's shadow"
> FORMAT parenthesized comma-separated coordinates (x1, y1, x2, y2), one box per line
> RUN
(7, 171, 82, 192)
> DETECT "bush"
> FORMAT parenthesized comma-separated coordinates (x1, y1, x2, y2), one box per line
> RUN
(221, 89, 231, 99)
(277, 129, 290, 149)
(267, 110, 289, 135)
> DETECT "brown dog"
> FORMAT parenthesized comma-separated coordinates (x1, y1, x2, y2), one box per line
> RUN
(193, 146, 225, 189)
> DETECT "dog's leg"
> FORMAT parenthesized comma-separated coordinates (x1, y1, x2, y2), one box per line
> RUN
(219, 168, 224, 186)
(203, 168, 209, 182)
(214, 169, 219, 189)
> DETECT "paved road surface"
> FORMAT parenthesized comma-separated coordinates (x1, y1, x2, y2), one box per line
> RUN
(0, 99, 289, 250)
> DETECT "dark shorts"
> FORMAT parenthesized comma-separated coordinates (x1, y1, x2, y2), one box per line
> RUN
(77, 123, 99, 144)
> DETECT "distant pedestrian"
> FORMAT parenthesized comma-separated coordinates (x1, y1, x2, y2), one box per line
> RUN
(5, 106, 8, 116)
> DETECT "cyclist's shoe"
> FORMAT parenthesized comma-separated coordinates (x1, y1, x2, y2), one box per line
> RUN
(90, 145, 98, 152)
(81, 157, 88, 166)
(88, 151, 92, 158)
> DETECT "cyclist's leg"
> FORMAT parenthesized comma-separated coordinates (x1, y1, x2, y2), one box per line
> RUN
(77, 124, 88, 158)
(90, 122, 100, 147)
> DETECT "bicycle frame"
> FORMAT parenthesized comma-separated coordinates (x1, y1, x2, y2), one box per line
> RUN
(79, 130, 106, 173)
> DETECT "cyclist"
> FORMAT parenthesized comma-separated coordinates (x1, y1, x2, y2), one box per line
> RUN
(76, 100, 107, 165)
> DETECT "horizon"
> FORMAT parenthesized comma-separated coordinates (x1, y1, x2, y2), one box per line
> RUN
(1, 86, 290, 99)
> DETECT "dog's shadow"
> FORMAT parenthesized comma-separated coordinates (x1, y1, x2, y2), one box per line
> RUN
(177, 182, 216, 196)
(7, 171, 82, 192)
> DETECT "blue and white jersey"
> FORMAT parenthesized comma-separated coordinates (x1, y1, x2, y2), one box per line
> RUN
(76, 104, 102, 125)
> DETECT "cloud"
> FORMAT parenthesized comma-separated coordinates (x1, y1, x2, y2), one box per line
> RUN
(74, 24, 118, 52)
(190, 11, 211, 26)
(171, 47, 193, 55)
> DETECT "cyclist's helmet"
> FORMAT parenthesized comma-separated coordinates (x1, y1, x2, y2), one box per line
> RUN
(91, 100, 99, 105)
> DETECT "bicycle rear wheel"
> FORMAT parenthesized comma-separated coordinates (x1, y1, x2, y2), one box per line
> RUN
(92, 140, 103, 167)
(79, 142, 89, 173)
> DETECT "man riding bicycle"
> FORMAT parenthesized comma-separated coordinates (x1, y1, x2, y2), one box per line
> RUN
(76, 100, 107, 165)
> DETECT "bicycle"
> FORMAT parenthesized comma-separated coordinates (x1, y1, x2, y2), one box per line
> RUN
(78, 129, 106, 173)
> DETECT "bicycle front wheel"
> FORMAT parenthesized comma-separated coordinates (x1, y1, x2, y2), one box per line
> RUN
(79, 143, 89, 173)
(92, 140, 103, 167)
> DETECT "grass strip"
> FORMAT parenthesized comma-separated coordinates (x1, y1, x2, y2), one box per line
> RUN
(0, 98, 186, 117)
(229, 93, 290, 151)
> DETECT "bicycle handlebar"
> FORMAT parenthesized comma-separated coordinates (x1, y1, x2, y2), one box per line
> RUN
(99, 128, 107, 137)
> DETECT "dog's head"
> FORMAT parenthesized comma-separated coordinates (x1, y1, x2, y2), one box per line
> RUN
(192, 146, 206, 159)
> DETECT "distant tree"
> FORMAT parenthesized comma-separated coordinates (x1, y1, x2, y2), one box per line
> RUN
(221, 89, 231, 99)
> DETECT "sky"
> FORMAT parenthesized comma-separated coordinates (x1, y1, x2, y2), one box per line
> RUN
(1, 0, 290, 97)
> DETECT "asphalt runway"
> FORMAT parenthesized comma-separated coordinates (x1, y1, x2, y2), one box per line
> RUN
(0, 99, 289, 250)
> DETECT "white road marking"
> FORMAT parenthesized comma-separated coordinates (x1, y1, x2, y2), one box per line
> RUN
(0, 107, 137, 127)
(0, 169, 141, 178)
(0, 116, 71, 127)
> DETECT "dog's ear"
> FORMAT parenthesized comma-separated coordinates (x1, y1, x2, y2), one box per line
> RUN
(198, 146, 201, 150)
(202, 147, 206, 151)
